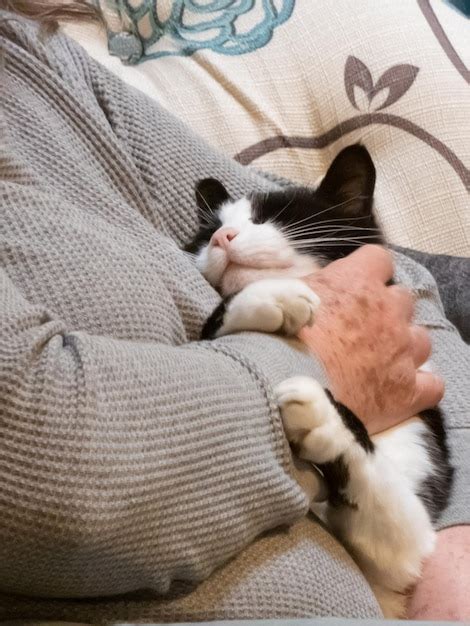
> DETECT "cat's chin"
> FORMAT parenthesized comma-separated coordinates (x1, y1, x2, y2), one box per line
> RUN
(219, 256, 321, 297)
(200, 245, 322, 296)
(220, 265, 274, 296)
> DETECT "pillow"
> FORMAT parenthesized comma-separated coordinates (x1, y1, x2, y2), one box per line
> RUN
(64, 0, 470, 256)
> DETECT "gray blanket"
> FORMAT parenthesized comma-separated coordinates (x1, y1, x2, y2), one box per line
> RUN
(0, 12, 469, 624)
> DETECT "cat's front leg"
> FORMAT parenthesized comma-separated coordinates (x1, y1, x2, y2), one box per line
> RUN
(275, 376, 437, 619)
(275, 376, 357, 464)
(203, 278, 320, 339)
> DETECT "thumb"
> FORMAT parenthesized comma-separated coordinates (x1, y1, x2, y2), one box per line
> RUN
(410, 371, 445, 415)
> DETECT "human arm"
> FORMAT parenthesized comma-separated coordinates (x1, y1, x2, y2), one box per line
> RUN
(0, 21, 437, 602)
(0, 245, 444, 599)
(0, 268, 326, 598)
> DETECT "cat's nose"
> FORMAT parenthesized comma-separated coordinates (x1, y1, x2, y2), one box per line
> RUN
(211, 227, 239, 249)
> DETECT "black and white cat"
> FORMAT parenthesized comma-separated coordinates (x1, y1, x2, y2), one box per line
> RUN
(186, 144, 453, 618)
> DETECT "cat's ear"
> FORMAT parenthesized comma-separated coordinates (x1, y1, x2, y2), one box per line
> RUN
(317, 144, 376, 217)
(195, 178, 231, 217)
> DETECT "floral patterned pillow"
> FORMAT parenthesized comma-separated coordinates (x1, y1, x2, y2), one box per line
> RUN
(77, 0, 469, 256)
(97, 0, 296, 64)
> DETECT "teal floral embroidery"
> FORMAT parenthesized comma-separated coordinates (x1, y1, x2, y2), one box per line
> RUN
(107, 0, 295, 63)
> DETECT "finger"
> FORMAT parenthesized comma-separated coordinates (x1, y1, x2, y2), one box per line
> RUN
(410, 325, 432, 367)
(411, 371, 445, 414)
(388, 285, 415, 322)
(337, 244, 394, 284)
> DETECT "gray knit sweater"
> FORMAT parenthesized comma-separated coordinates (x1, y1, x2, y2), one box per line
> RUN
(0, 13, 469, 624)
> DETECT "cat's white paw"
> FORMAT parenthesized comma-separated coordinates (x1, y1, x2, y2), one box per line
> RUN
(275, 376, 352, 464)
(220, 279, 320, 337)
(275, 376, 330, 439)
(273, 280, 320, 335)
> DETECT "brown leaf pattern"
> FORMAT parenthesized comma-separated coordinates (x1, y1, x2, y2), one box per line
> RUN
(345, 56, 419, 112)
(371, 64, 420, 110)
(344, 56, 373, 111)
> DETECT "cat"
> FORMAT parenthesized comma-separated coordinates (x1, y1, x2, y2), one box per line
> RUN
(185, 144, 453, 618)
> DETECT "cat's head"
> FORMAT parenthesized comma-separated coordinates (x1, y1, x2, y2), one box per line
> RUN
(186, 144, 383, 296)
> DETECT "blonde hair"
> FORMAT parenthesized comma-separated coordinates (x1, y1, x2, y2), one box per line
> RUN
(0, 0, 102, 32)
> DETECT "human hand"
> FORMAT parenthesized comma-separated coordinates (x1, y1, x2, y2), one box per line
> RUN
(300, 245, 444, 434)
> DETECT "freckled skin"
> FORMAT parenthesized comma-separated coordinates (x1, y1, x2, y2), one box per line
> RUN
(300, 253, 442, 432)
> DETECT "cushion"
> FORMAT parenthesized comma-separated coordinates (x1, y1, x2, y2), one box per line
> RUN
(63, 0, 470, 256)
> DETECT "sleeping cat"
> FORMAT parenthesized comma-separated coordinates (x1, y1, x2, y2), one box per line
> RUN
(185, 144, 453, 618)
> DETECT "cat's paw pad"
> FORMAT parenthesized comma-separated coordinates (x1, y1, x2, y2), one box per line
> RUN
(261, 280, 320, 335)
(278, 286, 319, 335)
(219, 279, 320, 336)
(274, 377, 330, 443)
(275, 377, 351, 463)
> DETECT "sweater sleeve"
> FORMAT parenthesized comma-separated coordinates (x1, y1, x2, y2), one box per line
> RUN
(0, 269, 327, 598)
(58, 35, 284, 247)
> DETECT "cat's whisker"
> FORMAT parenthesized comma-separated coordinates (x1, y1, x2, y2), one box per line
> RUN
(200, 210, 214, 223)
(293, 240, 379, 250)
(284, 232, 379, 244)
(292, 235, 380, 246)
(196, 207, 214, 224)
(277, 195, 369, 232)
(195, 188, 214, 214)
(293, 234, 380, 242)
(286, 221, 380, 232)
(293, 245, 373, 251)
(284, 224, 380, 237)
(270, 194, 297, 223)
(312, 194, 369, 218)
(281, 226, 380, 242)
(196, 189, 216, 223)
(306, 214, 375, 227)
(295, 239, 376, 250)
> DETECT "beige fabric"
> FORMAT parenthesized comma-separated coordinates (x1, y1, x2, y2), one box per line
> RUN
(63, 0, 469, 257)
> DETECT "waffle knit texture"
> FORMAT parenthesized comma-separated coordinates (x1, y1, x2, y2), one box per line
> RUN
(0, 13, 468, 624)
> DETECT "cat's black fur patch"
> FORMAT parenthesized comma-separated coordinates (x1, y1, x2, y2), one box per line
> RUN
(250, 145, 383, 263)
(325, 390, 375, 453)
(201, 297, 232, 340)
(185, 178, 226, 254)
(250, 190, 383, 264)
(319, 391, 374, 509)
(418, 407, 454, 521)
(184, 213, 222, 255)
(319, 456, 357, 509)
